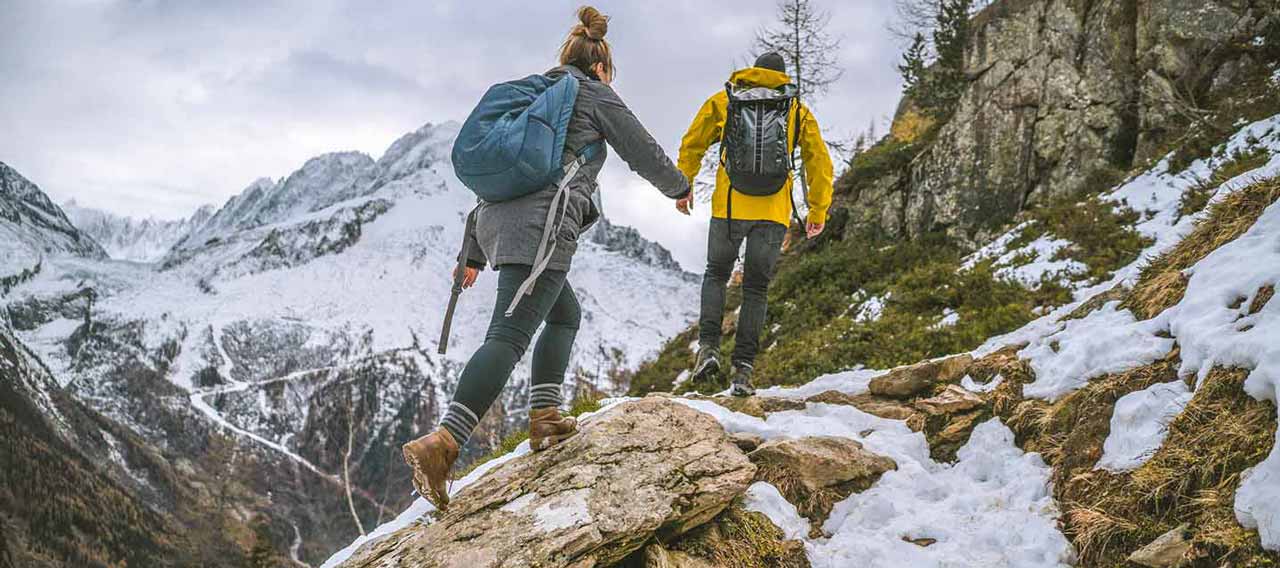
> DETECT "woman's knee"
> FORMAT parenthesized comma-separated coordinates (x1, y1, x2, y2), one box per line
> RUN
(547, 293, 582, 331)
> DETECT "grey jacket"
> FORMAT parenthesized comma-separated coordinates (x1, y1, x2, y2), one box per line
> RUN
(464, 65, 690, 272)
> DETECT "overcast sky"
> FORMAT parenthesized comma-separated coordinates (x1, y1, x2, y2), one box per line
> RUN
(0, 0, 904, 271)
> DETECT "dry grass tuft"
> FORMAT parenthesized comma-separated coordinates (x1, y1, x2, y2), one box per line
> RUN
(1067, 506, 1140, 562)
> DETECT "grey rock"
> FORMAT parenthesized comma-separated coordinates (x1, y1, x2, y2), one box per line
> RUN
(1127, 523, 1192, 567)
(338, 398, 755, 568)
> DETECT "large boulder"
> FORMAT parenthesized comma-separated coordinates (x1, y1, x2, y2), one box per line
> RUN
(868, 354, 973, 399)
(338, 398, 755, 568)
(749, 437, 897, 530)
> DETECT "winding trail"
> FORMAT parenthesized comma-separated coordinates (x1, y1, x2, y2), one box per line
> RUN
(187, 332, 392, 517)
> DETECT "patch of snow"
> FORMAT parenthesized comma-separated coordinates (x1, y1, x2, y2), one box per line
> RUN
(500, 492, 539, 514)
(743, 482, 809, 541)
(961, 222, 1030, 270)
(1018, 302, 1174, 401)
(1095, 380, 1193, 472)
(754, 367, 883, 399)
(814, 420, 1073, 568)
(672, 369, 692, 388)
(531, 488, 592, 532)
(960, 373, 1003, 393)
(853, 294, 887, 323)
(930, 308, 960, 330)
(993, 235, 1088, 289)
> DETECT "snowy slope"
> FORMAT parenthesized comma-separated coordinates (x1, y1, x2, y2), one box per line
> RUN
(63, 201, 215, 263)
(0, 161, 106, 268)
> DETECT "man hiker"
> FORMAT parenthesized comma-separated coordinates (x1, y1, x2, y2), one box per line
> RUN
(675, 51, 834, 397)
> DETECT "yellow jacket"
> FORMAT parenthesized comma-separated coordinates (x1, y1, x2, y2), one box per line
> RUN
(678, 67, 834, 226)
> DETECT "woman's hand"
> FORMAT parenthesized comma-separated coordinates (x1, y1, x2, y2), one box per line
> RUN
(453, 266, 479, 289)
(806, 223, 825, 239)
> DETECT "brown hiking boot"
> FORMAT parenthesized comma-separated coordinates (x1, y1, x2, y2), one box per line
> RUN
(529, 407, 578, 452)
(402, 429, 459, 511)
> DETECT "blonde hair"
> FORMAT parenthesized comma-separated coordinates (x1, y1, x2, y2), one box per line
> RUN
(558, 6, 613, 78)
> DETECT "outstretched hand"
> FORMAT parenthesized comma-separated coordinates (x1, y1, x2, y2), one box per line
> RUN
(676, 194, 693, 216)
(806, 223, 825, 239)
(453, 266, 479, 289)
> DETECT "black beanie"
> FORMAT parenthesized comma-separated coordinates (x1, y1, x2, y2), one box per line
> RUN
(754, 52, 786, 73)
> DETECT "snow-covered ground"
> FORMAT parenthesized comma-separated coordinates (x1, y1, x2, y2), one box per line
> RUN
(974, 113, 1280, 549)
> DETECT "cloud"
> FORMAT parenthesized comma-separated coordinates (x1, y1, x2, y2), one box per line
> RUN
(0, 0, 904, 268)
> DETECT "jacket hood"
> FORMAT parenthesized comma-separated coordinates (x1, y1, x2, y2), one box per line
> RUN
(728, 67, 792, 88)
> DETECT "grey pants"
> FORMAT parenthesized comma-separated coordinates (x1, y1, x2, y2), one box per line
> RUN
(698, 218, 787, 367)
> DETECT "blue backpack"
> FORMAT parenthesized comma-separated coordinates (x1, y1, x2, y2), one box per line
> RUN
(438, 72, 604, 341)
(451, 73, 602, 202)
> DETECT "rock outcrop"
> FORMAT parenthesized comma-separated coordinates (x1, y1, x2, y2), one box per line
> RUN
(846, 0, 1273, 244)
(338, 398, 756, 568)
(749, 436, 897, 530)
(868, 354, 974, 398)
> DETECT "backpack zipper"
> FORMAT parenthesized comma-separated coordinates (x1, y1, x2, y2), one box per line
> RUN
(753, 103, 764, 175)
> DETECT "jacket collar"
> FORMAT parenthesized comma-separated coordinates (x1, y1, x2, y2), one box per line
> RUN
(547, 64, 593, 82)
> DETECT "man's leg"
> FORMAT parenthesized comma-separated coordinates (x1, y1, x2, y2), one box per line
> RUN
(732, 221, 786, 370)
(698, 218, 745, 350)
(442, 265, 569, 446)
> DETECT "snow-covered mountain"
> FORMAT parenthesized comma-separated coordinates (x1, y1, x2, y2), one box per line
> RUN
(0, 162, 106, 268)
(62, 201, 216, 263)
(1, 122, 699, 564)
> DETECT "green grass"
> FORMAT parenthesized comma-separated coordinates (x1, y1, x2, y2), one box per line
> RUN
(1017, 194, 1151, 284)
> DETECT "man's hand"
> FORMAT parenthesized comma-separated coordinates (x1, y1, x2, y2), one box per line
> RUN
(453, 265, 479, 289)
(676, 193, 694, 215)
(806, 222, 825, 239)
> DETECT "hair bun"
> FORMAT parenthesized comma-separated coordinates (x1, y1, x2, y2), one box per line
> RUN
(576, 6, 608, 40)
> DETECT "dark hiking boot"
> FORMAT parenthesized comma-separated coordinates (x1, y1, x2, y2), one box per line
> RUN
(529, 407, 579, 452)
(402, 428, 459, 511)
(693, 346, 722, 384)
(730, 363, 756, 397)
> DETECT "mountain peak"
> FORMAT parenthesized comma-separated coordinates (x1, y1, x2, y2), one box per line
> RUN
(0, 161, 106, 264)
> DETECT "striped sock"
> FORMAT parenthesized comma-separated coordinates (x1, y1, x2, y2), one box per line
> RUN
(440, 402, 480, 447)
(529, 383, 564, 410)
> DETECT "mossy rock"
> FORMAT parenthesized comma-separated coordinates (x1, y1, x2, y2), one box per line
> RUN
(629, 504, 810, 568)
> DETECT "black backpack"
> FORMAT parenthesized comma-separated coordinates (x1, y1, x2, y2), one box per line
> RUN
(718, 81, 804, 221)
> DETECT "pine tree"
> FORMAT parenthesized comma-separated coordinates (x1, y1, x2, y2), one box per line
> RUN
(923, 0, 973, 116)
(754, 0, 844, 100)
(898, 32, 929, 96)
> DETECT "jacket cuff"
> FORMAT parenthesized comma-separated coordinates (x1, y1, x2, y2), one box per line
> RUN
(806, 210, 828, 226)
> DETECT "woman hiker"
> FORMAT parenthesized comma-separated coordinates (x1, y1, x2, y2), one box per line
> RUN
(402, 6, 692, 510)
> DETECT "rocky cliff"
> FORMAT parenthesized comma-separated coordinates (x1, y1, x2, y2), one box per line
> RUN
(849, 0, 1277, 245)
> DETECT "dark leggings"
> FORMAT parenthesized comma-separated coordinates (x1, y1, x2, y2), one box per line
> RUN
(451, 264, 580, 419)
